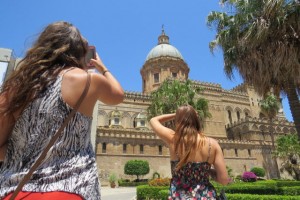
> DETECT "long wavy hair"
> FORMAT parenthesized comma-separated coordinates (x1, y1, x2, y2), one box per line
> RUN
(173, 105, 206, 171)
(0, 21, 88, 117)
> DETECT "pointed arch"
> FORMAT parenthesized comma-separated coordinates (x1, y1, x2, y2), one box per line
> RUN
(98, 110, 109, 126)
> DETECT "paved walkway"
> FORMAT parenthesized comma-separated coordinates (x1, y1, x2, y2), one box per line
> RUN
(101, 186, 136, 200)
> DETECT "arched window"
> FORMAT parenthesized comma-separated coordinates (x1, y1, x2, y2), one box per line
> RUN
(228, 110, 232, 124)
(109, 109, 122, 127)
(135, 112, 148, 130)
(237, 111, 240, 121)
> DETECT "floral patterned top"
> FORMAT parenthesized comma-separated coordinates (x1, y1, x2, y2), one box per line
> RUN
(169, 140, 217, 200)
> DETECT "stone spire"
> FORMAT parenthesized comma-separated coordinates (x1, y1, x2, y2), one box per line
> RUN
(158, 25, 169, 44)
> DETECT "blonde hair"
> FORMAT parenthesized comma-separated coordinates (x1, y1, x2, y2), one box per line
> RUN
(173, 105, 206, 171)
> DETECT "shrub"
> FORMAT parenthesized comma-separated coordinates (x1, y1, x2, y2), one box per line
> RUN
(136, 185, 169, 200)
(226, 194, 300, 200)
(148, 178, 170, 186)
(242, 171, 257, 182)
(251, 167, 266, 177)
(124, 160, 150, 180)
(109, 173, 117, 183)
(235, 175, 242, 181)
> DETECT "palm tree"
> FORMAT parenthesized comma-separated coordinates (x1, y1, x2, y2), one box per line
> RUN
(260, 94, 281, 178)
(147, 78, 211, 127)
(207, 0, 300, 140)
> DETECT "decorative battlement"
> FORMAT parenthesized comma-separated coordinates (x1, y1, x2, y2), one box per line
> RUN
(230, 83, 247, 93)
(191, 79, 222, 91)
(221, 90, 249, 103)
(226, 116, 294, 128)
(217, 138, 255, 145)
(125, 91, 151, 100)
(97, 127, 158, 140)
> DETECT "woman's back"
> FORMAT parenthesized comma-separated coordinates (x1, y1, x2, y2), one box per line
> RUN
(169, 138, 218, 199)
(0, 73, 100, 200)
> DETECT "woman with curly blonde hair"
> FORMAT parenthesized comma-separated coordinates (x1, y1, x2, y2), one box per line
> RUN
(0, 21, 124, 200)
(150, 105, 229, 200)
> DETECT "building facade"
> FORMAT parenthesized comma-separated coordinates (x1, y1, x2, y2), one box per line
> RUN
(2, 30, 296, 185)
(95, 30, 296, 184)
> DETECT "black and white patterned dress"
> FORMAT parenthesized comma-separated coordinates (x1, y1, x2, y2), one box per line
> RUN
(0, 74, 100, 199)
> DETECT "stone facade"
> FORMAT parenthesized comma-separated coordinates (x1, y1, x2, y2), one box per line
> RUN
(96, 30, 296, 185)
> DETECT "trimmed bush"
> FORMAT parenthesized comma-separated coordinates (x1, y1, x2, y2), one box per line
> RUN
(226, 193, 300, 200)
(214, 185, 300, 196)
(242, 171, 257, 182)
(136, 185, 168, 200)
(251, 167, 266, 177)
(124, 160, 150, 180)
(118, 179, 147, 187)
(158, 190, 169, 200)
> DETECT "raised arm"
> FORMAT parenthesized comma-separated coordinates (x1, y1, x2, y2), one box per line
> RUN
(149, 113, 176, 145)
(90, 53, 124, 105)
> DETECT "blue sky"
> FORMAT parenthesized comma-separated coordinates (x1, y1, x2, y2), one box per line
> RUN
(0, 0, 293, 121)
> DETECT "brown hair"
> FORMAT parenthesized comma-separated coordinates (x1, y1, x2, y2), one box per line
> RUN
(0, 21, 88, 117)
(173, 105, 206, 171)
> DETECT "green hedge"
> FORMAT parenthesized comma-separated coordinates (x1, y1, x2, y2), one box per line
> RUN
(136, 185, 168, 200)
(138, 189, 300, 200)
(158, 190, 169, 200)
(213, 180, 300, 188)
(118, 181, 148, 187)
(226, 193, 300, 200)
(215, 185, 300, 196)
(137, 181, 300, 200)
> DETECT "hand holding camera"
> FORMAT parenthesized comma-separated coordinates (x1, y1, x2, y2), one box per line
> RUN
(85, 46, 108, 74)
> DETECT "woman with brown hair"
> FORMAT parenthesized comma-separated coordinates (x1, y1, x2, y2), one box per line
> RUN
(150, 105, 229, 200)
(0, 21, 124, 199)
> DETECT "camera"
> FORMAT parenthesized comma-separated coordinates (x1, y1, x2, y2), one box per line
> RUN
(85, 46, 96, 69)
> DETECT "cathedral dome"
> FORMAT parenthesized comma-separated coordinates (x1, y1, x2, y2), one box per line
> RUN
(146, 44, 183, 61)
(145, 28, 184, 61)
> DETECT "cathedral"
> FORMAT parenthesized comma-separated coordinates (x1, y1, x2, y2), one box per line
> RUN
(95, 29, 296, 184)
(0, 29, 296, 185)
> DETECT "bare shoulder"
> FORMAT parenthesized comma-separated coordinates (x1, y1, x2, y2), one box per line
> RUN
(206, 137, 221, 149)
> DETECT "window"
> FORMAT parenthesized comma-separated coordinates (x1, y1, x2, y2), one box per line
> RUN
(133, 119, 136, 128)
(228, 110, 232, 124)
(172, 72, 177, 78)
(102, 143, 106, 153)
(123, 144, 127, 154)
(235, 149, 238, 157)
(154, 73, 159, 83)
(140, 144, 144, 154)
(237, 111, 240, 121)
(248, 149, 251, 157)
(114, 118, 119, 125)
(140, 120, 145, 127)
(159, 145, 162, 155)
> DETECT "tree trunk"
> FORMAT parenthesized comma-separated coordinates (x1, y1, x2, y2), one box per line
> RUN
(270, 118, 280, 179)
(286, 81, 300, 141)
